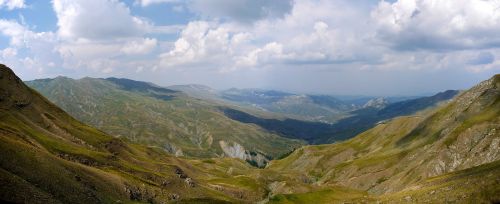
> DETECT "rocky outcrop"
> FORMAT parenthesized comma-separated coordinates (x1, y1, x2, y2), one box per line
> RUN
(219, 140, 247, 160)
(267, 75, 500, 198)
(219, 140, 269, 167)
(164, 143, 184, 157)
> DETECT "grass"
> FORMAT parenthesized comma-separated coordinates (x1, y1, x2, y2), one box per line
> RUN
(27, 77, 304, 160)
(2, 68, 497, 203)
(268, 187, 370, 204)
(379, 161, 500, 203)
(443, 101, 499, 146)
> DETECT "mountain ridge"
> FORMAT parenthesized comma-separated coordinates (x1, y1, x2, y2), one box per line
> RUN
(26, 75, 304, 167)
(266, 74, 499, 202)
(1, 64, 499, 203)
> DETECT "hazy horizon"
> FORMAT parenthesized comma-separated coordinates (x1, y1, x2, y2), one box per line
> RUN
(22, 73, 476, 97)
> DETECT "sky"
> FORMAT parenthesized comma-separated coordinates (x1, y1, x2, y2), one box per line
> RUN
(0, 0, 499, 96)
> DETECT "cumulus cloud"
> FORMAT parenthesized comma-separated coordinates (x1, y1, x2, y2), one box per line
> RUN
(0, 19, 30, 46)
(136, 0, 179, 7)
(372, 0, 500, 50)
(0, 0, 25, 10)
(160, 0, 377, 70)
(0, 47, 17, 59)
(53, 0, 151, 40)
(121, 38, 158, 55)
(160, 21, 249, 68)
(0, 19, 60, 77)
(2, 0, 499, 95)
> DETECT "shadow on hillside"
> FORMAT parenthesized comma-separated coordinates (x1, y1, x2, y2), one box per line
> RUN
(220, 90, 458, 144)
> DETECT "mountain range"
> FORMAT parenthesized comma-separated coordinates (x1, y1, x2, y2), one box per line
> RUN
(28, 77, 459, 147)
(1, 63, 499, 203)
(26, 76, 304, 167)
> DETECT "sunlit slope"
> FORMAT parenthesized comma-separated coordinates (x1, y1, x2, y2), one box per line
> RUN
(27, 77, 304, 165)
(268, 160, 500, 204)
(268, 74, 500, 201)
(0, 64, 287, 203)
(3, 63, 499, 203)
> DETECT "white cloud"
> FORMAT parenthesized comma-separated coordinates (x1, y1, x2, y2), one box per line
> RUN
(121, 38, 158, 55)
(235, 42, 287, 68)
(372, 0, 500, 50)
(0, 0, 25, 10)
(0, 19, 59, 69)
(0, 47, 17, 58)
(0, 19, 28, 46)
(2, 0, 499, 95)
(159, 0, 377, 70)
(53, 0, 151, 40)
(160, 21, 248, 68)
(136, 0, 179, 7)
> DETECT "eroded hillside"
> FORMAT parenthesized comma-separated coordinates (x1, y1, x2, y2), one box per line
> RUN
(27, 77, 304, 167)
(267, 74, 500, 202)
(1, 64, 499, 203)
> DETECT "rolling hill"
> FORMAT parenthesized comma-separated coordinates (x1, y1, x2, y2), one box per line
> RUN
(0, 64, 271, 203)
(220, 90, 458, 144)
(1, 64, 499, 203)
(220, 88, 355, 123)
(26, 77, 304, 167)
(267, 74, 500, 202)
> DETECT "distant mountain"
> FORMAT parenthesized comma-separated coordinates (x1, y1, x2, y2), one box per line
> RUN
(324, 90, 460, 142)
(221, 90, 459, 144)
(220, 88, 355, 123)
(27, 77, 304, 167)
(168, 84, 220, 100)
(268, 74, 500, 202)
(362, 97, 389, 109)
(0, 64, 270, 203)
(2, 63, 498, 203)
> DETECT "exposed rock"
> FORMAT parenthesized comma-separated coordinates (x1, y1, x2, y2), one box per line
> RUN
(124, 185, 142, 201)
(124, 184, 156, 202)
(161, 180, 171, 187)
(219, 140, 247, 160)
(185, 177, 195, 187)
(168, 193, 180, 201)
(219, 140, 269, 167)
(174, 167, 187, 179)
(363, 97, 388, 109)
(164, 143, 184, 157)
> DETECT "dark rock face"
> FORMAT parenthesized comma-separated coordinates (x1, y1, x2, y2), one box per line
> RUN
(175, 167, 187, 179)
(124, 184, 156, 202)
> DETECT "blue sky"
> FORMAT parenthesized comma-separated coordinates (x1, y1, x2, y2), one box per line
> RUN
(0, 0, 499, 96)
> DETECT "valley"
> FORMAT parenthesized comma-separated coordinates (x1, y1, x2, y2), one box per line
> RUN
(1, 64, 499, 203)
(2, 1, 499, 203)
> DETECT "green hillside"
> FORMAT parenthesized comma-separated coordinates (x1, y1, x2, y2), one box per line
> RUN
(27, 77, 304, 166)
(0, 64, 266, 203)
(267, 74, 500, 202)
(1, 64, 499, 203)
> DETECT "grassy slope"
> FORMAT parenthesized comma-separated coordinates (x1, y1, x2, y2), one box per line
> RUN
(2, 64, 499, 203)
(26, 77, 304, 159)
(268, 161, 500, 204)
(0, 65, 276, 203)
(267, 74, 500, 202)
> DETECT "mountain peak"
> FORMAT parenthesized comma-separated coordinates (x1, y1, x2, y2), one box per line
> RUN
(0, 64, 32, 109)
